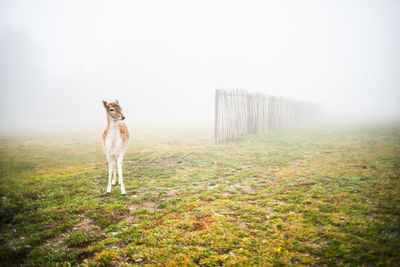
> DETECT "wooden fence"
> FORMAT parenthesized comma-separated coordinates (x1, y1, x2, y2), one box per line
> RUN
(214, 89, 316, 143)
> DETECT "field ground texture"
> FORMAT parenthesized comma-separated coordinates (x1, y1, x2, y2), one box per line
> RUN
(0, 125, 399, 266)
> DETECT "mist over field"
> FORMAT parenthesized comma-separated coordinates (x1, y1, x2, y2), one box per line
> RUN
(0, 0, 399, 134)
(1, 2, 400, 266)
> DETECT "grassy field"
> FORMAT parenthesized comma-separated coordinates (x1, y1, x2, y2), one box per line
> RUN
(0, 125, 399, 266)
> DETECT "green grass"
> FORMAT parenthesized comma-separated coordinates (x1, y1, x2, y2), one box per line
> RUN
(66, 232, 92, 248)
(0, 125, 399, 266)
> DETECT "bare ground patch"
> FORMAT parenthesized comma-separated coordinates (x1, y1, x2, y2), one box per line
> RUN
(128, 200, 159, 213)
(289, 159, 302, 167)
(42, 217, 103, 253)
(126, 153, 193, 167)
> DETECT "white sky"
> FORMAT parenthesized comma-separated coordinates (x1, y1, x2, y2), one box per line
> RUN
(0, 0, 399, 132)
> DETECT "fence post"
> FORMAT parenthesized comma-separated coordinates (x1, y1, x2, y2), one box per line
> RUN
(215, 89, 220, 144)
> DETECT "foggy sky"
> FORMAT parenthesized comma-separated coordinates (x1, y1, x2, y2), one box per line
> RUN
(0, 0, 399, 133)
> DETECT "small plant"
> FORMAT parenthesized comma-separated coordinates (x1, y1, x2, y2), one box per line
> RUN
(157, 202, 167, 209)
(66, 232, 91, 247)
(95, 250, 117, 267)
(104, 224, 119, 233)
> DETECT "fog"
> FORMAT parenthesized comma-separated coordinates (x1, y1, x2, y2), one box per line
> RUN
(0, 0, 399, 134)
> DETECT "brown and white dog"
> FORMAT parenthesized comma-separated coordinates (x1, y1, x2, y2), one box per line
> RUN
(102, 100, 129, 195)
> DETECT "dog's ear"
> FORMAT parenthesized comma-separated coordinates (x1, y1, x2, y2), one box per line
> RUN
(102, 100, 108, 110)
(115, 99, 119, 104)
